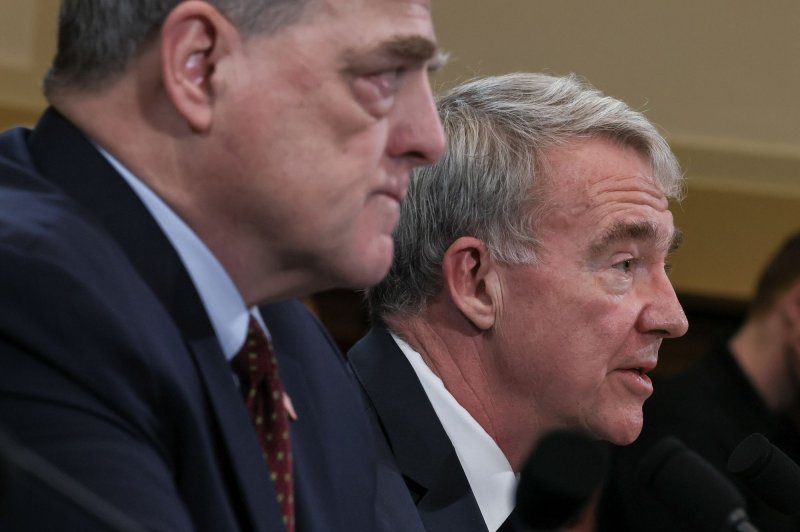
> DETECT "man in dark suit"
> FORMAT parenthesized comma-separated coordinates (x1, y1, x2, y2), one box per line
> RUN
(0, 0, 445, 530)
(349, 73, 689, 532)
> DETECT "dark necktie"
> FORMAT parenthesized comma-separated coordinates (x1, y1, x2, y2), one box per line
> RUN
(232, 317, 294, 532)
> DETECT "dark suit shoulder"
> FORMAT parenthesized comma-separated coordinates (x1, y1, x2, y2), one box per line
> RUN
(0, 130, 245, 530)
(349, 327, 488, 532)
(0, 178, 211, 530)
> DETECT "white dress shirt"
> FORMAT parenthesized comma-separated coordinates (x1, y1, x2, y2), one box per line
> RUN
(392, 333, 518, 532)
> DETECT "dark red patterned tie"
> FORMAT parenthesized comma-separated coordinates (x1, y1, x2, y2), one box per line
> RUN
(232, 317, 294, 532)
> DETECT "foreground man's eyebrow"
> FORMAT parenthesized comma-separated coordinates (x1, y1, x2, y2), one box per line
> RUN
(345, 35, 443, 68)
(384, 35, 439, 63)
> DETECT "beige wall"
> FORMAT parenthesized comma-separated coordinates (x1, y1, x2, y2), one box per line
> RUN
(669, 184, 800, 300)
(0, 0, 56, 127)
(2, 1, 798, 300)
(667, 146, 800, 300)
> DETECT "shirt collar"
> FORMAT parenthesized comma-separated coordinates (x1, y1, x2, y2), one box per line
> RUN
(97, 146, 254, 359)
(391, 333, 517, 532)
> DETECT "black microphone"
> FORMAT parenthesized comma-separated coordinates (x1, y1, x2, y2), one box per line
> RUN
(515, 429, 609, 531)
(638, 436, 759, 532)
(728, 432, 800, 516)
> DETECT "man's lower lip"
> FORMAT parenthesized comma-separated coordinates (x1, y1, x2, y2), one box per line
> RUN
(616, 369, 653, 395)
(378, 191, 402, 203)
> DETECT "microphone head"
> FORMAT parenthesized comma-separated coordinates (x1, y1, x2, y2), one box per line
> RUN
(728, 432, 800, 515)
(515, 429, 609, 530)
(638, 436, 747, 531)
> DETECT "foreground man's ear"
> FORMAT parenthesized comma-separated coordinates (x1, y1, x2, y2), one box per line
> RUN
(441, 236, 499, 331)
(160, 1, 240, 132)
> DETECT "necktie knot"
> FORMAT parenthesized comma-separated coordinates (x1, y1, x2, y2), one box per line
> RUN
(232, 319, 278, 388)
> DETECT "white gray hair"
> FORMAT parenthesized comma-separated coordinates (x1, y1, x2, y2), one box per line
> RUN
(367, 72, 683, 321)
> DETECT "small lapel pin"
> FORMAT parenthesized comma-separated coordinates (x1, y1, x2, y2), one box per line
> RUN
(282, 392, 298, 421)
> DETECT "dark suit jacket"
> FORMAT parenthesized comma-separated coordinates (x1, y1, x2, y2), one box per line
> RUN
(349, 326, 499, 531)
(0, 108, 376, 531)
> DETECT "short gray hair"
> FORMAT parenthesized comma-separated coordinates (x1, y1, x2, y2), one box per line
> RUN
(43, 0, 315, 96)
(367, 72, 683, 320)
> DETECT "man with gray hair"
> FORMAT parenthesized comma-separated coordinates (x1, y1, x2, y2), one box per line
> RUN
(0, 0, 444, 530)
(349, 72, 689, 531)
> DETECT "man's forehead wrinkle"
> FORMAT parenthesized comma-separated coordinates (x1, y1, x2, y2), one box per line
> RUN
(585, 172, 658, 193)
(586, 179, 670, 211)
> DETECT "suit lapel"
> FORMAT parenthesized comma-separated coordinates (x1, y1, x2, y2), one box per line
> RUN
(27, 108, 280, 532)
(349, 327, 487, 531)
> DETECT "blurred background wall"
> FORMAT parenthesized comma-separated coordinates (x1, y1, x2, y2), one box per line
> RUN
(3, 0, 798, 372)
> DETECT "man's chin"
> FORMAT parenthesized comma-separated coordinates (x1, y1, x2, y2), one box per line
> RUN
(336, 258, 393, 290)
(350, 242, 394, 288)
(593, 416, 644, 446)
(613, 428, 643, 446)
(361, 263, 393, 289)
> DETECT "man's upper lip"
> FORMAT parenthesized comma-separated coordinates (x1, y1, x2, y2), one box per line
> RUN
(619, 358, 657, 374)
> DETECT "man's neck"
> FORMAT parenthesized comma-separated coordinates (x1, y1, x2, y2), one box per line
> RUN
(387, 311, 538, 471)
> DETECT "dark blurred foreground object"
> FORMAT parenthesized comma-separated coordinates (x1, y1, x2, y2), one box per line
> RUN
(0, 428, 145, 532)
(516, 430, 609, 531)
(728, 433, 800, 516)
(638, 437, 758, 532)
